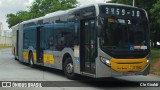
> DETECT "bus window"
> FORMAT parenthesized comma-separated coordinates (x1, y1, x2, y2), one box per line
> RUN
(47, 36, 54, 50)
(23, 28, 36, 49)
(55, 31, 72, 50)
(41, 27, 55, 51)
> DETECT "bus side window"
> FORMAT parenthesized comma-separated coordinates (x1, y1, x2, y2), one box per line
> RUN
(56, 33, 63, 50)
(23, 31, 28, 49)
(42, 27, 55, 51)
(47, 36, 54, 50)
(23, 28, 36, 49)
(55, 31, 73, 50)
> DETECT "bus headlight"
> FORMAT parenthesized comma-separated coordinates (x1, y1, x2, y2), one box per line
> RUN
(100, 57, 110, 66)
(146, 54, 150, 63)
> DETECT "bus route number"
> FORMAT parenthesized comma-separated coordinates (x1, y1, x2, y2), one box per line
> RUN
(105, 7, 140, 17)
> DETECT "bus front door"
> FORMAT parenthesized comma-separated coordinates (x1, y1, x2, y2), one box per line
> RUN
(80, 18, 96, 74)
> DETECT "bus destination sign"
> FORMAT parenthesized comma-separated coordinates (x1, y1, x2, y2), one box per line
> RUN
(99, 5, 144, 18)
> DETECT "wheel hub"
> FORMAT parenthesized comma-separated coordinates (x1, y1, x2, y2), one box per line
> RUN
(66, 63, 73, 74)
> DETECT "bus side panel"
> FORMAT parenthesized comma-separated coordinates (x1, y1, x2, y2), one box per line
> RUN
(42, 48, 81, 75)
(43, 51, 61, 69)
(22, 48, 36, 63)
(96, 57, 111, 77)
(61, 48, 81, 74)
(12, 25, 19, 59)
(96, 48, 111, 78)
(18, 25, 24, 62)
(11, 29, 16, 56)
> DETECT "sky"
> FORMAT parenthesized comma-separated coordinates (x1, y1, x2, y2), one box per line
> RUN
(0, 0, 110, 30)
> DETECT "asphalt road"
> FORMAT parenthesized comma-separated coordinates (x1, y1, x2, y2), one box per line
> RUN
(0, 48, 160, 90)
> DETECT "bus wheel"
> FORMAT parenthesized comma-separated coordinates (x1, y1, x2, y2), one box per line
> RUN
(64, 58, 76, 79)
(29, 53, 34, 68)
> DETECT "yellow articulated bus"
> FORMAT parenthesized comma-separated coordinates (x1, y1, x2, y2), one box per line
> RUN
(12, 3, 150, 79)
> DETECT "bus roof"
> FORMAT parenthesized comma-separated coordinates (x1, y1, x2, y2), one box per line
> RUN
(12, 3, 143, 28)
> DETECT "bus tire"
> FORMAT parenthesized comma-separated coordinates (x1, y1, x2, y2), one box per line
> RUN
(63, 58, 76, 80)
(29, 53, 35, 68)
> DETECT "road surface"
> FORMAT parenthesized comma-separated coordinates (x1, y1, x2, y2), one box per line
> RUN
(0, 48, 159, 90)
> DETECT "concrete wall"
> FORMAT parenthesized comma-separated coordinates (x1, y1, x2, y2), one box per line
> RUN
(0, 36, 12, 46)
(0, 22, 12, 46)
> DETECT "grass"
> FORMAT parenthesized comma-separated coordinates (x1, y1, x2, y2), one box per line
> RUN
(150, 48, 160, 74)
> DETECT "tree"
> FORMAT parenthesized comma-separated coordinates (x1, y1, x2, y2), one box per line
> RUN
(6, 11, 31, 28)
(6, 14, 18, 28)
(150, 0, 160, 46)
(6, 0, 77, 28)
(108, 0, 156, 12)
(108, 0, 132, 5)
(29, 0, 77, 18)
(150, 0, 160, 24)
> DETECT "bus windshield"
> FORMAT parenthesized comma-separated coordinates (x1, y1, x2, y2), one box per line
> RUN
(99, 5, 149, 52)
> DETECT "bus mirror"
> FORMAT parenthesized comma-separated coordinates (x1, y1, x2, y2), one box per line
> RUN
(97, 25, 102, 37)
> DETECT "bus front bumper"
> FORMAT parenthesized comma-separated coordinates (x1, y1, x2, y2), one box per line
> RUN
(95, 57, 150, 78)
